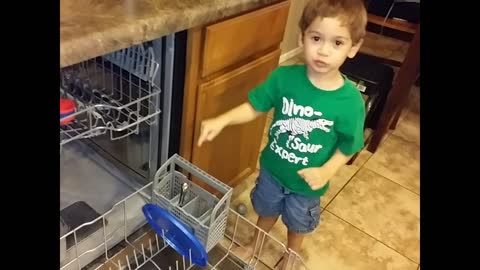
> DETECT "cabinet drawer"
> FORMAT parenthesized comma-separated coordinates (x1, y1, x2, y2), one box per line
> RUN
(192, 49, 281, 187)
(201, 0, 290, 78)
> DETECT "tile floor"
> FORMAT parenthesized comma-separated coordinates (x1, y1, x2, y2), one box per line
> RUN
(228, 31, 420, 269)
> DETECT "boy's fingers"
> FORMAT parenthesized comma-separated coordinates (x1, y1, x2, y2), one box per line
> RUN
(198, 131, 208, 147)
(198, 124, 204, 146)
(206, 130, 217, 141)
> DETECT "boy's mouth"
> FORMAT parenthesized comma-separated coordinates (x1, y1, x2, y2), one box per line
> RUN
(313, 60, 328, 67)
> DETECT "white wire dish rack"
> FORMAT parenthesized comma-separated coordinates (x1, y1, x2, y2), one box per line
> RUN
(60, 154, 309, 270)
(59, 43, 161, 148)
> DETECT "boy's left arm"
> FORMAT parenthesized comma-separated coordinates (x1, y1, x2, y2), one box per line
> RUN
(298, 99, 366, 190)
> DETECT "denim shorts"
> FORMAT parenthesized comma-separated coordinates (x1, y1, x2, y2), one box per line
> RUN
(250, 168, 321, 234)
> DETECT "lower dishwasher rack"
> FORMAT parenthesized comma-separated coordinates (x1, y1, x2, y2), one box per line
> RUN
(60, 155, 309, 270)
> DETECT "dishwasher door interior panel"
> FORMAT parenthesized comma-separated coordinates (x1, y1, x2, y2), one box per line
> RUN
(60, 139, 138, 213)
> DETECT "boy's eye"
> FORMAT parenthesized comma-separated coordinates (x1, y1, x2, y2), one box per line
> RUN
(335, 40, 343, 46)
(312, 36, 320, 42)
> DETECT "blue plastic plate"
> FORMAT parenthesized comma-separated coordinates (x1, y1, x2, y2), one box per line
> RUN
(142, 204, 208, 267)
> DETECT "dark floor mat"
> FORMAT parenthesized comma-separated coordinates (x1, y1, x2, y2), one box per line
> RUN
(60, 201, 107, 249)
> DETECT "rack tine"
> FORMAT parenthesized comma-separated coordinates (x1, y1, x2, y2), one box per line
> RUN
(134, 248, 139, 266)
(162, 229, 167, 246)
(247, 227, 263, 266)
(141, 243, 146, 261)
(126, 255, 132, 270)
(227, 212, 240, 251)
(73, 230, 81, 270)
(149, 238, 154, 257)
(155, 234, 160, 251)
(284, 251, 294, 270)
(253, 232, 267, 268)
(291, 253, 297, 270)
(124, 201, 128, 242)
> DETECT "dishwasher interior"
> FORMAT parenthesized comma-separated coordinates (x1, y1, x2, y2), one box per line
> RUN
(60, 154, 309, 270)
(60, 33, 179, 269)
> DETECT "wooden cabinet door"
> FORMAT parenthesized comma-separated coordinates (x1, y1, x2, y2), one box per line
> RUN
(201, 0, 290, 78)
(191, 49, 281, 188)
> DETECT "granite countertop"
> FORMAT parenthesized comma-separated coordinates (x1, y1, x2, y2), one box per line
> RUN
(60, 0, 281, 68)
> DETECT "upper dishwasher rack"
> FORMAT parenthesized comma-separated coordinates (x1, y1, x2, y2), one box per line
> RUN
(60, 44, 161, 147)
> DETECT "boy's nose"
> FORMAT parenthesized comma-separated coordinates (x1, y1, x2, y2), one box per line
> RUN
(316, 44, 329, 56)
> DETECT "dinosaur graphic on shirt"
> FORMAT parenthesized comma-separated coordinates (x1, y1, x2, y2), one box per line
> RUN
(270, 117, 334, 147)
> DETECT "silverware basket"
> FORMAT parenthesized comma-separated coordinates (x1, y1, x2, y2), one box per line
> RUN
(152, 154, 233, 252)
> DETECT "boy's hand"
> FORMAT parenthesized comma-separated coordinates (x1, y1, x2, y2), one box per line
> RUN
(298, 166, 335, 190)
(197, 117, 227, 147)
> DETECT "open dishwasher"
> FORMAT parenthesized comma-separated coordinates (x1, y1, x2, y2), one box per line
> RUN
(59, 33, 309, 270)
(60, 154, 309, 270)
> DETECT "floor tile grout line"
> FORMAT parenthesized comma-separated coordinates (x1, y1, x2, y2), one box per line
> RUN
(389, 134, 420, 148)
(324, 209, 420, 265)
(363, 166, 420, 196)
(323, 153, 375, 210)
(322, 171, 358, 210)
(321, 149, 419, 264)
(362, 132, 420, 196)
(389, 128, 420, 148)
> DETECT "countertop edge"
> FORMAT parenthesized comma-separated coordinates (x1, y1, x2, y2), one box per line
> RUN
(60, 1, 279, 68)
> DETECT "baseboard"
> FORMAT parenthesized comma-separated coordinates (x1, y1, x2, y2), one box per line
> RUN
(279, 47, 303, 63)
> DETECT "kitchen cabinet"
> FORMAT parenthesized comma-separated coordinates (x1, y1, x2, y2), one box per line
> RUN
(180, 0, 290, 188)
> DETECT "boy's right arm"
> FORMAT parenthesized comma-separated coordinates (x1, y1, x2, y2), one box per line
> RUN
(197, 102, 263, 147)
(197, 66, 281, 147)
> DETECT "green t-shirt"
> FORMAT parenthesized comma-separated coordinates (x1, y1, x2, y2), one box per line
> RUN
(248, 64, 365, 197)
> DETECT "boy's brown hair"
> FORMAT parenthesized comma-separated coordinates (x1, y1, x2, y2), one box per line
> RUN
(299, 0, 368, 44)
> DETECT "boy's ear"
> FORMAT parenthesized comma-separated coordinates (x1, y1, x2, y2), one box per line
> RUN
(347, 38, 364, 58)
(298, 32, 304, 48)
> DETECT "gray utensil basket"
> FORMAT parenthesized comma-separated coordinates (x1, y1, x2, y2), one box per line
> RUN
(152, 154, 233, 252)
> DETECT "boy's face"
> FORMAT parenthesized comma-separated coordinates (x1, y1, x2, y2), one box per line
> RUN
(299, 16, 363, 75)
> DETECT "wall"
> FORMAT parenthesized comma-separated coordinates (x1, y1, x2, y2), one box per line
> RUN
(280, 0, 306, 60)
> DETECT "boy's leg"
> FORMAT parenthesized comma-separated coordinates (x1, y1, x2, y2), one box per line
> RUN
(253, 215, 280, 242)
(232, 168, 285, 260)
(237, 215, 279, 258)
(279, 192, 321, 269)
(276, 231, 305, 270)
(287, 230, 305, 252)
